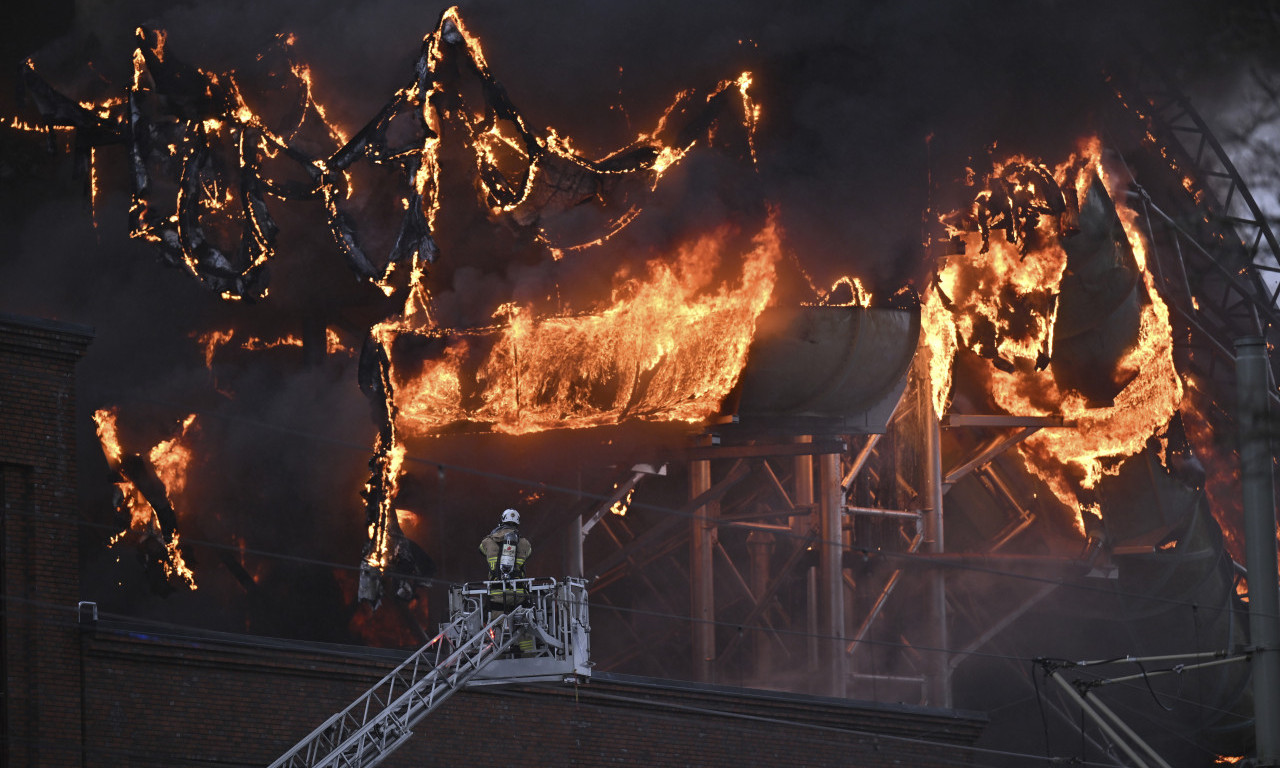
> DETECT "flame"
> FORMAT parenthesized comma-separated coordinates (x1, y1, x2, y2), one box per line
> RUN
(149, 414, 197, 497)
(194, 328, 354, 368)
(242, 334, 304, 350)
(92, 408, 199, 588)
(922, 283, 958, 418)
(195, 329, 236, 368)
(93, 408, 125, 466)
(388, 215, 780, 436)
(814, 276, 874, 307)
(929, 139, 1182, 530)
(610, 488, 635, 517)
(1180, 377, 1245, 562)
(364, 434, 406, 570)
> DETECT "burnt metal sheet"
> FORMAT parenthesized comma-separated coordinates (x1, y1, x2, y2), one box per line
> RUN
(1051, 172, 1145, 407)
(732, 305, 920, 434)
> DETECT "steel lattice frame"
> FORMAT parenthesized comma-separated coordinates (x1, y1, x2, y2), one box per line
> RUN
(1109, 50, 1280, 404)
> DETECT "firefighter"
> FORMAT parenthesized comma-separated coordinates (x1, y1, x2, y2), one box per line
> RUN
(480, 508, 531, 580)
(479, 508, 535, 656)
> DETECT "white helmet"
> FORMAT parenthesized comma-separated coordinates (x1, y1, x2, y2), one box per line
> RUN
(501, 508, 520, 526)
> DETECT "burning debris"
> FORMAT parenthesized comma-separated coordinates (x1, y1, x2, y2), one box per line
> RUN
(17, 7, 759, 300)
(92, 408, 199, 593)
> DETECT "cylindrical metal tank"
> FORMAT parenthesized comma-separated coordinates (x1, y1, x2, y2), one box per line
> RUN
(732, 304, 921, 434)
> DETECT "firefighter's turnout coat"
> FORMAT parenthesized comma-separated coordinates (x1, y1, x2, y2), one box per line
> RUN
(479, 524, 531, 579)
(480, 524, 532, 615)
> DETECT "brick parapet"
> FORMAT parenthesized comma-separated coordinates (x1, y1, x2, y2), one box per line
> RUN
(82, 625, 985, 768)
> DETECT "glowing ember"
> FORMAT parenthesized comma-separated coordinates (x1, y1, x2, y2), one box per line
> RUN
(1180, 376, 1245, 562)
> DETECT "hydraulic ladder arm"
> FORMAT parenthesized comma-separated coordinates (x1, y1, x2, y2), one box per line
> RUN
(269, 577, 590, 768)
(269, 606, 529, 768)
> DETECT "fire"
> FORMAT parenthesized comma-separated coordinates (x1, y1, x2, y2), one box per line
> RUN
(21, 5, 768, 606)
(388, 216, 781, 436)
(150, 414, 197, 497)
(610, 489, 635, 517)
(928, 139, 1182, 529)
(814, 276, 874, 307)
(1180, 376, 1245, 562)
(92, 409, 145, 529)
(195, 330, 236, 368)
(194, 328, 354, 367)
(92, 408, 199, 589)
(936, 150, 1078, 370)
(922, 283, 958, 418)
(365, 439, 406, 570)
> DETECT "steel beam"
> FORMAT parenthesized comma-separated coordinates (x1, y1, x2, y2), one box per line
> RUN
(943, 425, 1040, 486)
(840, 433, 882, 491)
(924, 394, 951, 708)
(1236, 336, 1280, 766)
(818, 451, 845, 697)
(675, 439, 846, 462)
(690, 441, 718, 683)
(942, 414, 1072, 428)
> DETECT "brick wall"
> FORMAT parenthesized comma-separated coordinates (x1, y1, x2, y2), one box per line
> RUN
(82, 625, 985, 768)
(0, 314, 94, 768)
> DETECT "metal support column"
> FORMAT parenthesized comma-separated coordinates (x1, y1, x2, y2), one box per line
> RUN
(819, 451, 845, 697)
(747, 530, 775, 678)
(691, 441, 717, 682)
(794, 435, 814, 537)
(925, 397, 952, 707)
(1236, 336, 1280, 766)
(568, 514, 584, 578)
(795, 436, 818, 674)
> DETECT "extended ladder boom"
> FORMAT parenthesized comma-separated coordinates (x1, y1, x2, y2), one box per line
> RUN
(269, 606, 528, 768)
(269, 577, 590, 768)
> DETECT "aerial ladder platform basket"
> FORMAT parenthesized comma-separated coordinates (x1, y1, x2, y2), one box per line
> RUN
(269, 577, 590, 768)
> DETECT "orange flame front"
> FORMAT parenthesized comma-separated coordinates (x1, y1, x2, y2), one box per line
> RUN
(926, 139, 1182, 531)
(389, 216, 781, 436)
